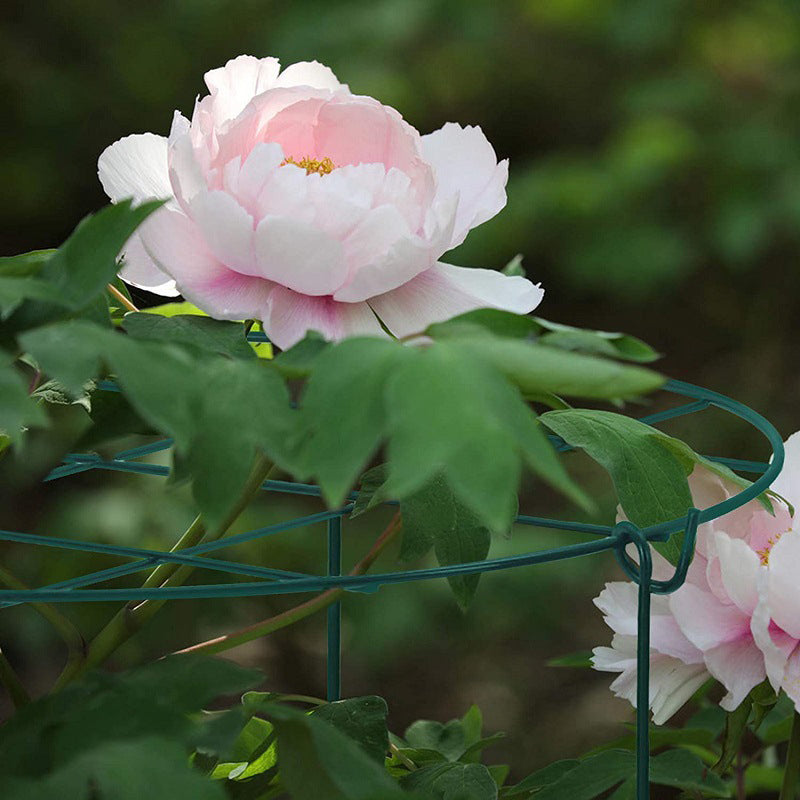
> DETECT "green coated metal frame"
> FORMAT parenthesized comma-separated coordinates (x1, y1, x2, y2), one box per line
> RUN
(0, 371, 785, 799)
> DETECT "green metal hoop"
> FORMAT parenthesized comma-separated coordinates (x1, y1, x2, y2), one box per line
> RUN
(0, 375, 785, 800)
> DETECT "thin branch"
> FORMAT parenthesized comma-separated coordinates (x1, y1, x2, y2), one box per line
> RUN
(106, 283, 138, 313)
(174, 512, 402, 657)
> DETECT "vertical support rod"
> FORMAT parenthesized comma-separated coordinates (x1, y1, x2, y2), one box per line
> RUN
(634, 536, 653, 800)
(326, 515, 342, 701)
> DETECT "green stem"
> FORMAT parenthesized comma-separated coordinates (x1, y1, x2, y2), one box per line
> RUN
(174, 512, 402, 657)
(52, 453, 275, 690)
(781, 712, 800, 800)
(0, 646, 30, 708)
(0, 564, 86, 677)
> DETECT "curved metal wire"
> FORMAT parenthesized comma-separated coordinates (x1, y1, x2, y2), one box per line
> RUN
(0, 375, 786, 800)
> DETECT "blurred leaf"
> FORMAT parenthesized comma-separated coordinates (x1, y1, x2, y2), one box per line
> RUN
(757, 692, 796, 744)
(141, 301, 207, 317)
(530, 318, 660, 363)
(122, 313, 255, 360)
(505, 759, 579, 797)
(501, 254, 525, 277)
(312, 696, 389, 763)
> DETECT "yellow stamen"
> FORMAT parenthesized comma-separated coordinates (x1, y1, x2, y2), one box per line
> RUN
(281, 155, 336, 176)
(757, 531, 786, 565)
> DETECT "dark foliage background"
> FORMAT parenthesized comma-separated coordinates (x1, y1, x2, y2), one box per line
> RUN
(2, 0, 799, 782)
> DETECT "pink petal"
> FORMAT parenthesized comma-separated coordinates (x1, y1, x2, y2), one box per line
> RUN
(367, 262, 544, 338)
(766, 532, 800, 639)
(204, 55, 281, 125)
(98, 133, 173, 204)
(139, 207, 272, 319)
(670, 584, 751, 651)
(705, 637, 766, 711)
(254, 216, 347, 295)
(421, 123, 508, 249)
(266, 286, 386, 350)
(118, 233, 179, 297)
(189, 190, 257, 275)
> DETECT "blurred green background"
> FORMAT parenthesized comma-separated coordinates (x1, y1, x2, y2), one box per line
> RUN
(2, 0, 800, 782)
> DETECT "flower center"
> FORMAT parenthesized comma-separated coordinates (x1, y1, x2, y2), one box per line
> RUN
(281, 155, 336, 176)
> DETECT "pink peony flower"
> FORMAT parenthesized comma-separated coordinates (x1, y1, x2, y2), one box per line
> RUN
(98, 55, 543, 348)
(592, 435, 798, 723)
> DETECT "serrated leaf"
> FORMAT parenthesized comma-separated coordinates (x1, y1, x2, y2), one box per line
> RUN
(123, 313, 255, 360)
(312, 696, 389, 763)
(541, 410, 694, 564)
(401, 474, 492, 607)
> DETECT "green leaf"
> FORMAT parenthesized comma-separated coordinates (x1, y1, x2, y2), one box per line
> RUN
(0, 363, 48, 445)
(40, 200, 163, 309)
(0, 249, 55, 277)
(426, 308, 536, 340)
(265, 703, 406, 800)
(540, 409, 694, 564)
(401, 474, 492, 608)
(757, 692, 796, 744)
(401, 762, 498, 799)
(122, 313, 255, 360)
(0, 277, 66, 320)
(312, 696, 390, 763)
(523, 751, 631, 800)
(298, 337, 408, 507)
(715, 695, 753, 773)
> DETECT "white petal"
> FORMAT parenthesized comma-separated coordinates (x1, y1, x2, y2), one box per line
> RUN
(714, 532, 761, 615)
(189, 191, 256, 275)
(118, 232, 179, 296)
(254, 216, 347, 296)
(98, 133, 172, 205)
(649, 659, 710, 725)
(368, 261, 544, 338)
(770, 432, 800, 514)
(266, 286, 385, 350)
(421, 123, 508, 249)
(204, 55, 281, 124)
(236, 142, 286, 211)
(139, 207, 272, 319)
(274, 60, 342, 91)
(168, 112, 207, 209)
